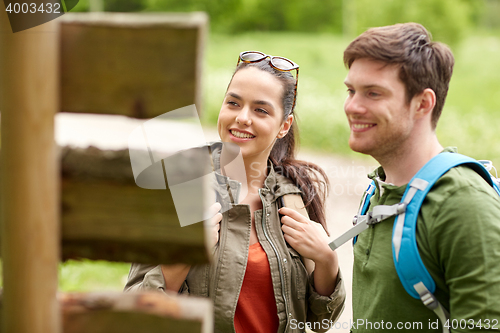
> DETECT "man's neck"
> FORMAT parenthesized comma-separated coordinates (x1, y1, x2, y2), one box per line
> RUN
(377, 135, 443, 186)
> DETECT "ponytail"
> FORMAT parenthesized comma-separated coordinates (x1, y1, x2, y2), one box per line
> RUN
(270, 122, 330, 235)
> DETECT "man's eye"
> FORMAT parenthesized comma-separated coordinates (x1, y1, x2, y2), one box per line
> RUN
(227, 101, 239, 106)
(256, 108, 269, 114)
(368, 92, 381, 97)
(347, 88, 355, 95)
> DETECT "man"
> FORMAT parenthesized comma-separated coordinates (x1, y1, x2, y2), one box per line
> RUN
(343, 23, 500, 332)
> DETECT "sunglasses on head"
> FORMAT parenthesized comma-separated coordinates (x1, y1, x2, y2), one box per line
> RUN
(237, 51, 299, 112)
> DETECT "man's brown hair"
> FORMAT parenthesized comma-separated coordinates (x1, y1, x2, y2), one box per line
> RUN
(344, 23, 454, 128)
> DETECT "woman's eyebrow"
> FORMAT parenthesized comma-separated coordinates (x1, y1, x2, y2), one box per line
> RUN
(254, 100, 274, 109)
(227, 92, 242, 100)
(227, 92, 275, 110)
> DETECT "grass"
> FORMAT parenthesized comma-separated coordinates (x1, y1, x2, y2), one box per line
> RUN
(0, 259, 131, 292)
(59, 260, 131, 292)
(2, 30, 498, 292)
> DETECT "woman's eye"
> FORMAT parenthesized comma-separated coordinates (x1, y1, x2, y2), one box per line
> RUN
(368, 91, 381, 97)
(256, 108, 269, 114)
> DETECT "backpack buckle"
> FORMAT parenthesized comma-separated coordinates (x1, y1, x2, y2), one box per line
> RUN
(353, 214, 370, 226)
(396, 202, 407, 214)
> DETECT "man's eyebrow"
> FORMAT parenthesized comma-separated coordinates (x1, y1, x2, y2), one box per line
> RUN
(343, 81, 388, 90)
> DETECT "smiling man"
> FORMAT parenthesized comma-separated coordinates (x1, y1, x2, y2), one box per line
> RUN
(343, 23, 500, 332)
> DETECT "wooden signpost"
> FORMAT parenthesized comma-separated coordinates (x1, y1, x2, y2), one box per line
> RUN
(1, 10, 211, 333)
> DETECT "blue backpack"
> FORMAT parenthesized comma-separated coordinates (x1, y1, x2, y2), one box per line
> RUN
(329, 152, 500, 332)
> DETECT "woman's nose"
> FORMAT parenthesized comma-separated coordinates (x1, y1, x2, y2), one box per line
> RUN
(235, 107, 252, 126)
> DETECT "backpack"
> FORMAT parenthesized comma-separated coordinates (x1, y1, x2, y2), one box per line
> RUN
(329, 152, 500, 332)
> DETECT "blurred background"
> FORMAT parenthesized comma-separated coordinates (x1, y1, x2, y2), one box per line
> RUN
(73, 0, 500, 165)
(2, 0, 498, 300)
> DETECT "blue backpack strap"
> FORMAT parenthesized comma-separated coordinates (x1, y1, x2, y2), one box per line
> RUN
(393, 152, 498, 332)
(353, 181, 376, 245)
(392, 152, 496, 300)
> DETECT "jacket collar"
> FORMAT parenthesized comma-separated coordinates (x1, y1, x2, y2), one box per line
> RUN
(209, 142, 301, 204)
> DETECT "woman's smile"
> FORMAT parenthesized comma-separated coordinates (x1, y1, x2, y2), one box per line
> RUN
(229, 129, 256, 140)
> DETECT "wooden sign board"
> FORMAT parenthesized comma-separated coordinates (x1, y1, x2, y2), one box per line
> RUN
(59, 12, 207, 118)
(0, 291, 213, 333)
(61, 144, 210, 265)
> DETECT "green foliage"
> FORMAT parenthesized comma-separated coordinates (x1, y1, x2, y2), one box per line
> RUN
(481, 0, 500, 29)
(104, 0, 147, 12)
(354, 0, 477, 46)
(143, 0, 343, 33)
(70, 0, 90, 12)
(235, 0, 343, 33)
(68, 0, 489, 47)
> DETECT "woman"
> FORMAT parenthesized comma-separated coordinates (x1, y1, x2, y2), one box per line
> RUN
(125, 51, 345, 333)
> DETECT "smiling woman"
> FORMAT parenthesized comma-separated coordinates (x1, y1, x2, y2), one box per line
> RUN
(218, 65, 292, 168)
(125, 51, 346, 333)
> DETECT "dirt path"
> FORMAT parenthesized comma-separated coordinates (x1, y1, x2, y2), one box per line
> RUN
(298, 149, 376, 333)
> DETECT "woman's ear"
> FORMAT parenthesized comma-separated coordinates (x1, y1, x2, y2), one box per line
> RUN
(277, 114, 293, 138)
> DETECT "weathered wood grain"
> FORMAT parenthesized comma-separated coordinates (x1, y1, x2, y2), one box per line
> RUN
(60, 146, 209, 265)
(0, 291, 213, 333)
(59, 12, 208, 118)
(0, 13, 60, 333)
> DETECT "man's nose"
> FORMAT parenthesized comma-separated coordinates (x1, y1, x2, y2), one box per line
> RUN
(344, 93, 366, 116)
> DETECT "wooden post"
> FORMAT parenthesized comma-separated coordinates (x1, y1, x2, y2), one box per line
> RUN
(0, 9, 60, 333)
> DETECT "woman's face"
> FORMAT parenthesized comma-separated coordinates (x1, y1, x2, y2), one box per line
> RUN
(217, 67, 293, 162)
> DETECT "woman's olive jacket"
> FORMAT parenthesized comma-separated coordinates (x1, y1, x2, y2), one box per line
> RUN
(124, 142, 345, 333)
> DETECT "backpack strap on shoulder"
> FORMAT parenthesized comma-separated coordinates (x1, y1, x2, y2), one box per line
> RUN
(393, 152, 496, 333)
(329, 181, 409, 250)
(393, 152, 494, 297)
(329, 181, 376, 250)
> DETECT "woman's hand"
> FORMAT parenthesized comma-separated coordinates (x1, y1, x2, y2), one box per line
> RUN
(161, 202, 222, 292)
(279, 207, 333, 264)
(205, 202, 223, 249)
(279, 207, 339, 296)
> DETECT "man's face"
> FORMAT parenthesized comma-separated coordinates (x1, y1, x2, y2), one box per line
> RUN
(344, 58, 417, 160)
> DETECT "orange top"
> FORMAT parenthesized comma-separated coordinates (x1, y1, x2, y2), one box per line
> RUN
(234, 242, 279, 333)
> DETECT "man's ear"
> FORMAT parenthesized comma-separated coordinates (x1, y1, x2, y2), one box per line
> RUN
(278, 114, 294, 138)
(414, 88, 436, 119)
